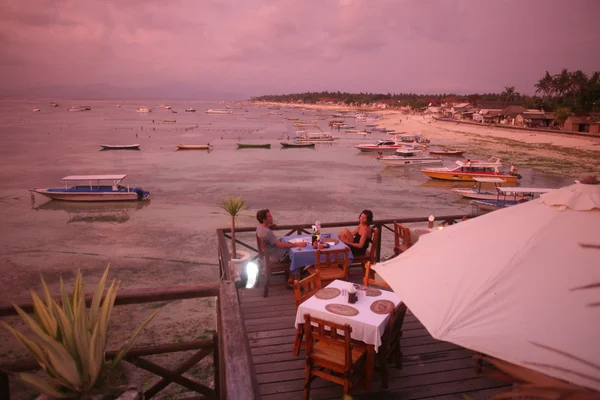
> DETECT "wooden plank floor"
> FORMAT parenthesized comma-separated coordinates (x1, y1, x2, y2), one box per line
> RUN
(240, 274, 511, 400)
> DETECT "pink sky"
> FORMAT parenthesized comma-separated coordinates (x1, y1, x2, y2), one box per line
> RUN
(1, 0, 598, 100)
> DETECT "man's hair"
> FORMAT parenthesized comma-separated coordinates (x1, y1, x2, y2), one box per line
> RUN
(256, 209, 270, 223)
(360, 209, 374, 225)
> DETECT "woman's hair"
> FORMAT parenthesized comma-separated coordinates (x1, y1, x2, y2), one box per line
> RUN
(256, 209, 270, 223)
(360, 209, 373, 225)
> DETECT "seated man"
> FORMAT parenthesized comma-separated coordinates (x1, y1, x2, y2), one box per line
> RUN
(256, 209, 306, 263)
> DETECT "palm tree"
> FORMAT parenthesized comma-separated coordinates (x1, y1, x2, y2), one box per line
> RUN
(535, 71, 554, 99)
(218, 196, 250, 259)
(501, 86, 519, 102)
(554, 68, 572, 104)
(570, 70, 588, 106)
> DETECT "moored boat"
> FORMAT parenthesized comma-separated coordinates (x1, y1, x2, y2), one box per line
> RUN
(185, 108, 197, 112)
(421, 157, 521, 183)
(356, 139, 414, 153)
(377, 148, 442, 167)
(470, 187, 553, 211)
(50, 102, 59, 107)
(33, 108, 41, 112)
(100, 144, 141, 150)
(280, 141, 315, 148)
(68, 106, 84, 112)
(32, 174, 150, 202)
(205, 109, 230, 114)
(294, 132, 337, 144)
(176, 144, 212, 150)
(451, 177, 507, 200)
(136, 107, 151, 113)
(236, 143, 271, 149)
(429, 148, 465, 156)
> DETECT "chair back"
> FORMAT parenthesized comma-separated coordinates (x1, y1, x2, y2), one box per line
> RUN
(293, 271, 322, 309)
(304, 314, 353, 370)
(366, 227, 379, 262)
(315, 247, 350, 281)
(381, 302, 408, 345)
(393, 222, 412, 253)
(363, 262, 391, 289)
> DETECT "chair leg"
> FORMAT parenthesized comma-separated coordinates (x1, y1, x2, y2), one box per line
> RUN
(263, 269, 271, 297)
(303, 362, 312, 400)
(378, 352, 389, 389)
(394, 341, 403, 369)
(293, 325, 304, 356)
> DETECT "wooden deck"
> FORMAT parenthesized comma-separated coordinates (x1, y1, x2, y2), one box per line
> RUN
(240, 274, 511, 400)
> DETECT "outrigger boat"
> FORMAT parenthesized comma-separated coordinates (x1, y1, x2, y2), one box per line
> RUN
(280, 141, 315, 148)
(452, 177, 507, 200)
(32, 174, 150, 202)
(236, 143, 271, 149)
(377, 148, 442, 167)
(429, 148, 465, 156)
(294, 132, 338, 144)
(176, 144, 212, 150)
(470, 186, 554, 211)
(420, 157, 522, 183)
(355, 139, 406, 153)
(100, 144, 140, 150)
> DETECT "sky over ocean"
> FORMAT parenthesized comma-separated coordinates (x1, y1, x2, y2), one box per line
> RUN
(1, 0, 599, 99)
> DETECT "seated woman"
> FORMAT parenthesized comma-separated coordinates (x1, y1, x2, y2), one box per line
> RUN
(338, 210, 373, 256)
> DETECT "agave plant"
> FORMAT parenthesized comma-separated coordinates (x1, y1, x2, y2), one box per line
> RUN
(2, 265, 159, 399)
(218, 195, 250, 259)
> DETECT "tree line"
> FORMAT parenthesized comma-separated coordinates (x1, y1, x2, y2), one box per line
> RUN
(251, 69, 600, 114)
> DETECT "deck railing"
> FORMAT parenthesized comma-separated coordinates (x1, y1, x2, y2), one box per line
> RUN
(0, 213, 476, 400)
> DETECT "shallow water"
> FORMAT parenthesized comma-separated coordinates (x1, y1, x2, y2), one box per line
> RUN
(0, 99, 575, 298)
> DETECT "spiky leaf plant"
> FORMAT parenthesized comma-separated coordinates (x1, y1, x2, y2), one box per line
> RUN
(2, 265, 159, 399)
(218, 195, 250, 259)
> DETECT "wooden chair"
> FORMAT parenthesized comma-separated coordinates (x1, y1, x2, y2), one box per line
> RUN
(306, 247, 350, 284)
(350, 227, 379, 277)
(257, 236, 290, 297)
(363, 261, 391, 289)
(377, 302, 408, 389)
(393, 222, 412, 256)
(303, 314, 369, 399)
(292, 271, 322, 356)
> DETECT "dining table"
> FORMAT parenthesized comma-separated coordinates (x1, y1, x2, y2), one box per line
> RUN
(294, 279, 402, 390)
(283, 233, 354, 275)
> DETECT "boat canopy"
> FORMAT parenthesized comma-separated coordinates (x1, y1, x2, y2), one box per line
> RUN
(62, 175, 127, 181)
(472, 177, 506, 183)
(497, 187, 554, 194)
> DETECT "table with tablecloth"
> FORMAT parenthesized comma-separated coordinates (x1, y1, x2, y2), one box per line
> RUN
(283, 234, 354, 273)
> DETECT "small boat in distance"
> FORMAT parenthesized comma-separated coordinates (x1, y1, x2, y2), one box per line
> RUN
(68, 106, 84, 112)
(32, 174, 150, 202)
(136, 107, 151, 113)
(421, 157, 521, 183)
(176, 144, 212, 150)
(236, 143, 271, 149)
(429, 148, 465, 156)
(280, 141, 315, 148)
(185, 108, 197, 112)
(294, 132, 338, 143)
(100, 144, 141, 150)
(205, 109, 231, 114)
(33, 108, 41, 112)
(355, 139, 406, 153)
(50, 102, 59, 107)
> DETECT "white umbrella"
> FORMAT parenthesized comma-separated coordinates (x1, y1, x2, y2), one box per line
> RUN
(375, 181, 600, 391)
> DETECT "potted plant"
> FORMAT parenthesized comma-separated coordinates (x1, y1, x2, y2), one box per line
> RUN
(2, 265, 159, 399)
(217, 196, 251, 279)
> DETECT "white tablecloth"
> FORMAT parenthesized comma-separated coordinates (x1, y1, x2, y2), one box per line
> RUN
(295, 279, 401, 352)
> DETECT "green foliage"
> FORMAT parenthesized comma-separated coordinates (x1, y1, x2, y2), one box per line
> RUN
(2, 265, 159, 398)
(218, 196, 250, 259)
(553, 107, 572, 123)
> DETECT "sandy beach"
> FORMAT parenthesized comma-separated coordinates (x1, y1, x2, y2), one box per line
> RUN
(257, 102, 600, 177)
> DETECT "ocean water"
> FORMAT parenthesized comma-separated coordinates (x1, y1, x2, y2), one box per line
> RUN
(0, 99, 574, 298)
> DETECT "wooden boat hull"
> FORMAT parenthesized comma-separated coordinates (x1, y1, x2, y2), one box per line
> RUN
(100, 144, 140, 150)
(176, 144, 212, 150)
(356, 145, 406, 153)
(280, 141, 315, 148)
(429, 150, 465, 156)
(470, 199, 519, 211)
(422, 170, 519, 183)
(378, 157, 442, 167)
(236, 143, 271, 149)
(34, 189, 145, 202)
(452, 189, 504, 200)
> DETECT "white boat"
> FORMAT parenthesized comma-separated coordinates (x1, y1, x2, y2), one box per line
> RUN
(67, 106, 84, 112)
(452, 177, 507, 200)
(33, 108, 41, 112)
(294, 132, 338, 143)
(205, 109, 230, 114)
(470, 187, 554, 211)
(33, 174, 150, 202)
(421, 157, 521, 183)
(49, 102, 59, 107)
(355, 139, 406, 153)
(395, 133, 426, 142)
(136, 107, 151, 113)
(377, 148, 442, 167)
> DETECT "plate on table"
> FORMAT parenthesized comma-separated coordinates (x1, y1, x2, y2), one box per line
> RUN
(288, 238, 306, 244)
(325, 304, 359, 316)
(322, 238, 339, 245)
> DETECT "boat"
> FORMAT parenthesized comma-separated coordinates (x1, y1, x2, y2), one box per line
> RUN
(429, 149, 465, 156)
(377, 148, 443, 167)
(185, 108, 197, 112)
(50, 102, 59, 107)
(280, 141, 315, 148)
(136, 107, 151, 113)
(470, 187, 554, 212)
(32, 174, 150, 202)
(337, 124, 356, 129)
(451, 177, 507, 200)
(355, 139, 411, 153)
(33, 108, 41, 112)
(100, 144, 141, 150)
(420, 157, 521, 183)
(163, 119, 176, 123)
(236, 143, 271, 149)
(395, 133, 426, 142)
(67, 106, 84, 112)
(205, 109, 231, 114)
(176, 144, 212, 150)
(294, 132, 337, 144)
